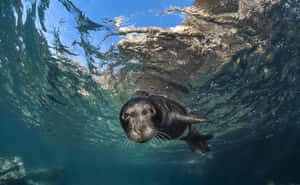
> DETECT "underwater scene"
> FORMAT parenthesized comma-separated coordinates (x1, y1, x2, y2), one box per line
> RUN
(0, 0, 300, 185)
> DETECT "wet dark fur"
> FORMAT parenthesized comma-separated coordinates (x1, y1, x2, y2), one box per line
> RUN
(120, 95, 213, 154)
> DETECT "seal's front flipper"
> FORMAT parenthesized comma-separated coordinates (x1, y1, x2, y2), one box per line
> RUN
(172, 113, 211, 124)
(186, 133, 213, 155)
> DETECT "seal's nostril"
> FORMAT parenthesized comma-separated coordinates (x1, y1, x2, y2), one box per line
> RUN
(140, 124, 146, 130)
(133, 125, 140, 133)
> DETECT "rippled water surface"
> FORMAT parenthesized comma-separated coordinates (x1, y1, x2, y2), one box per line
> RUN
(0, 0, 300, 185)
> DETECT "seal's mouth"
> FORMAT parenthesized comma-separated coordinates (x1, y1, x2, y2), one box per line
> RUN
(136, 140, 147, 143)
(128, 127, 155, 143)
(130, 135, 153, 143)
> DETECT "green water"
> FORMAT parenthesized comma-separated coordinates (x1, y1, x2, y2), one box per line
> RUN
(0, 0, 300, 185)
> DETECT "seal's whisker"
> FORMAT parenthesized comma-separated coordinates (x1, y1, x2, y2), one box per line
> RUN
(157, 137, 163, 144)
(124, 139, 130, 152)
(126, 140, 132, 150)
(124, 139, 128, 152)
(133, 141, 136, 149)
(153, 137, 159, 144)
(154, 137, 161, 145)
(121, 139, 127, 152)
(158, 136, 164, 144)
(158, 131, 171, 139)
(156, 133, 164, 140)
(151, 138, 155, 145)
(154, 136, 163, 144)
(156, 133, 166, 140)
(128, 140, 132, 150)
(154, 135, 160, 142)
(151, 138, 157, 145)
(157, 131, 171, 140)
(127, 140, 131, 151)
(120, 140, 125, 152)
(130, 140, 135, 150)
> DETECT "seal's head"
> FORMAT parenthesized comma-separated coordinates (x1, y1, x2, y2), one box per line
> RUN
(120, 97, 159, 143)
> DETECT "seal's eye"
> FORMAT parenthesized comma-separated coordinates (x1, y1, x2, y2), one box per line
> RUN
(149, 108, 155, 114)
(142, 109, 147, 115)
(123, 113, 129, 120)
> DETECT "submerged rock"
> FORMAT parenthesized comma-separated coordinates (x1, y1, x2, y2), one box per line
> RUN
(0, 157, 68, 185)
(0, 157, 26, 185)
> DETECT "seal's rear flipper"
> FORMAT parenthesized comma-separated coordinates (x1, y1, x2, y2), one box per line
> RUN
(172, 113, 212, 124)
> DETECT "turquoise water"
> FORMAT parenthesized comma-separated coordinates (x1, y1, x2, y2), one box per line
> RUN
(0, 0, 300, 185)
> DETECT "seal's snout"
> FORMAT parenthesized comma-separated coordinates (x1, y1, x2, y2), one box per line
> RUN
(128, 125, 155, 143)
(133, 136, 148, 143)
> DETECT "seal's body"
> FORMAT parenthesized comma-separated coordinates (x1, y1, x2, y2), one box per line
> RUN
(120, 94, 213, 155)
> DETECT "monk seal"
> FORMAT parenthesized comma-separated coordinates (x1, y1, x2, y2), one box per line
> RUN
(119, 92, 213, 155)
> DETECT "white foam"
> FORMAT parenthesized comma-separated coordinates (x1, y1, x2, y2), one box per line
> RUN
(12, 6, 18, 26)
(34, 0, 42, 31)
(21, 0, 33, 25)
(18, 36, 23, 42)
